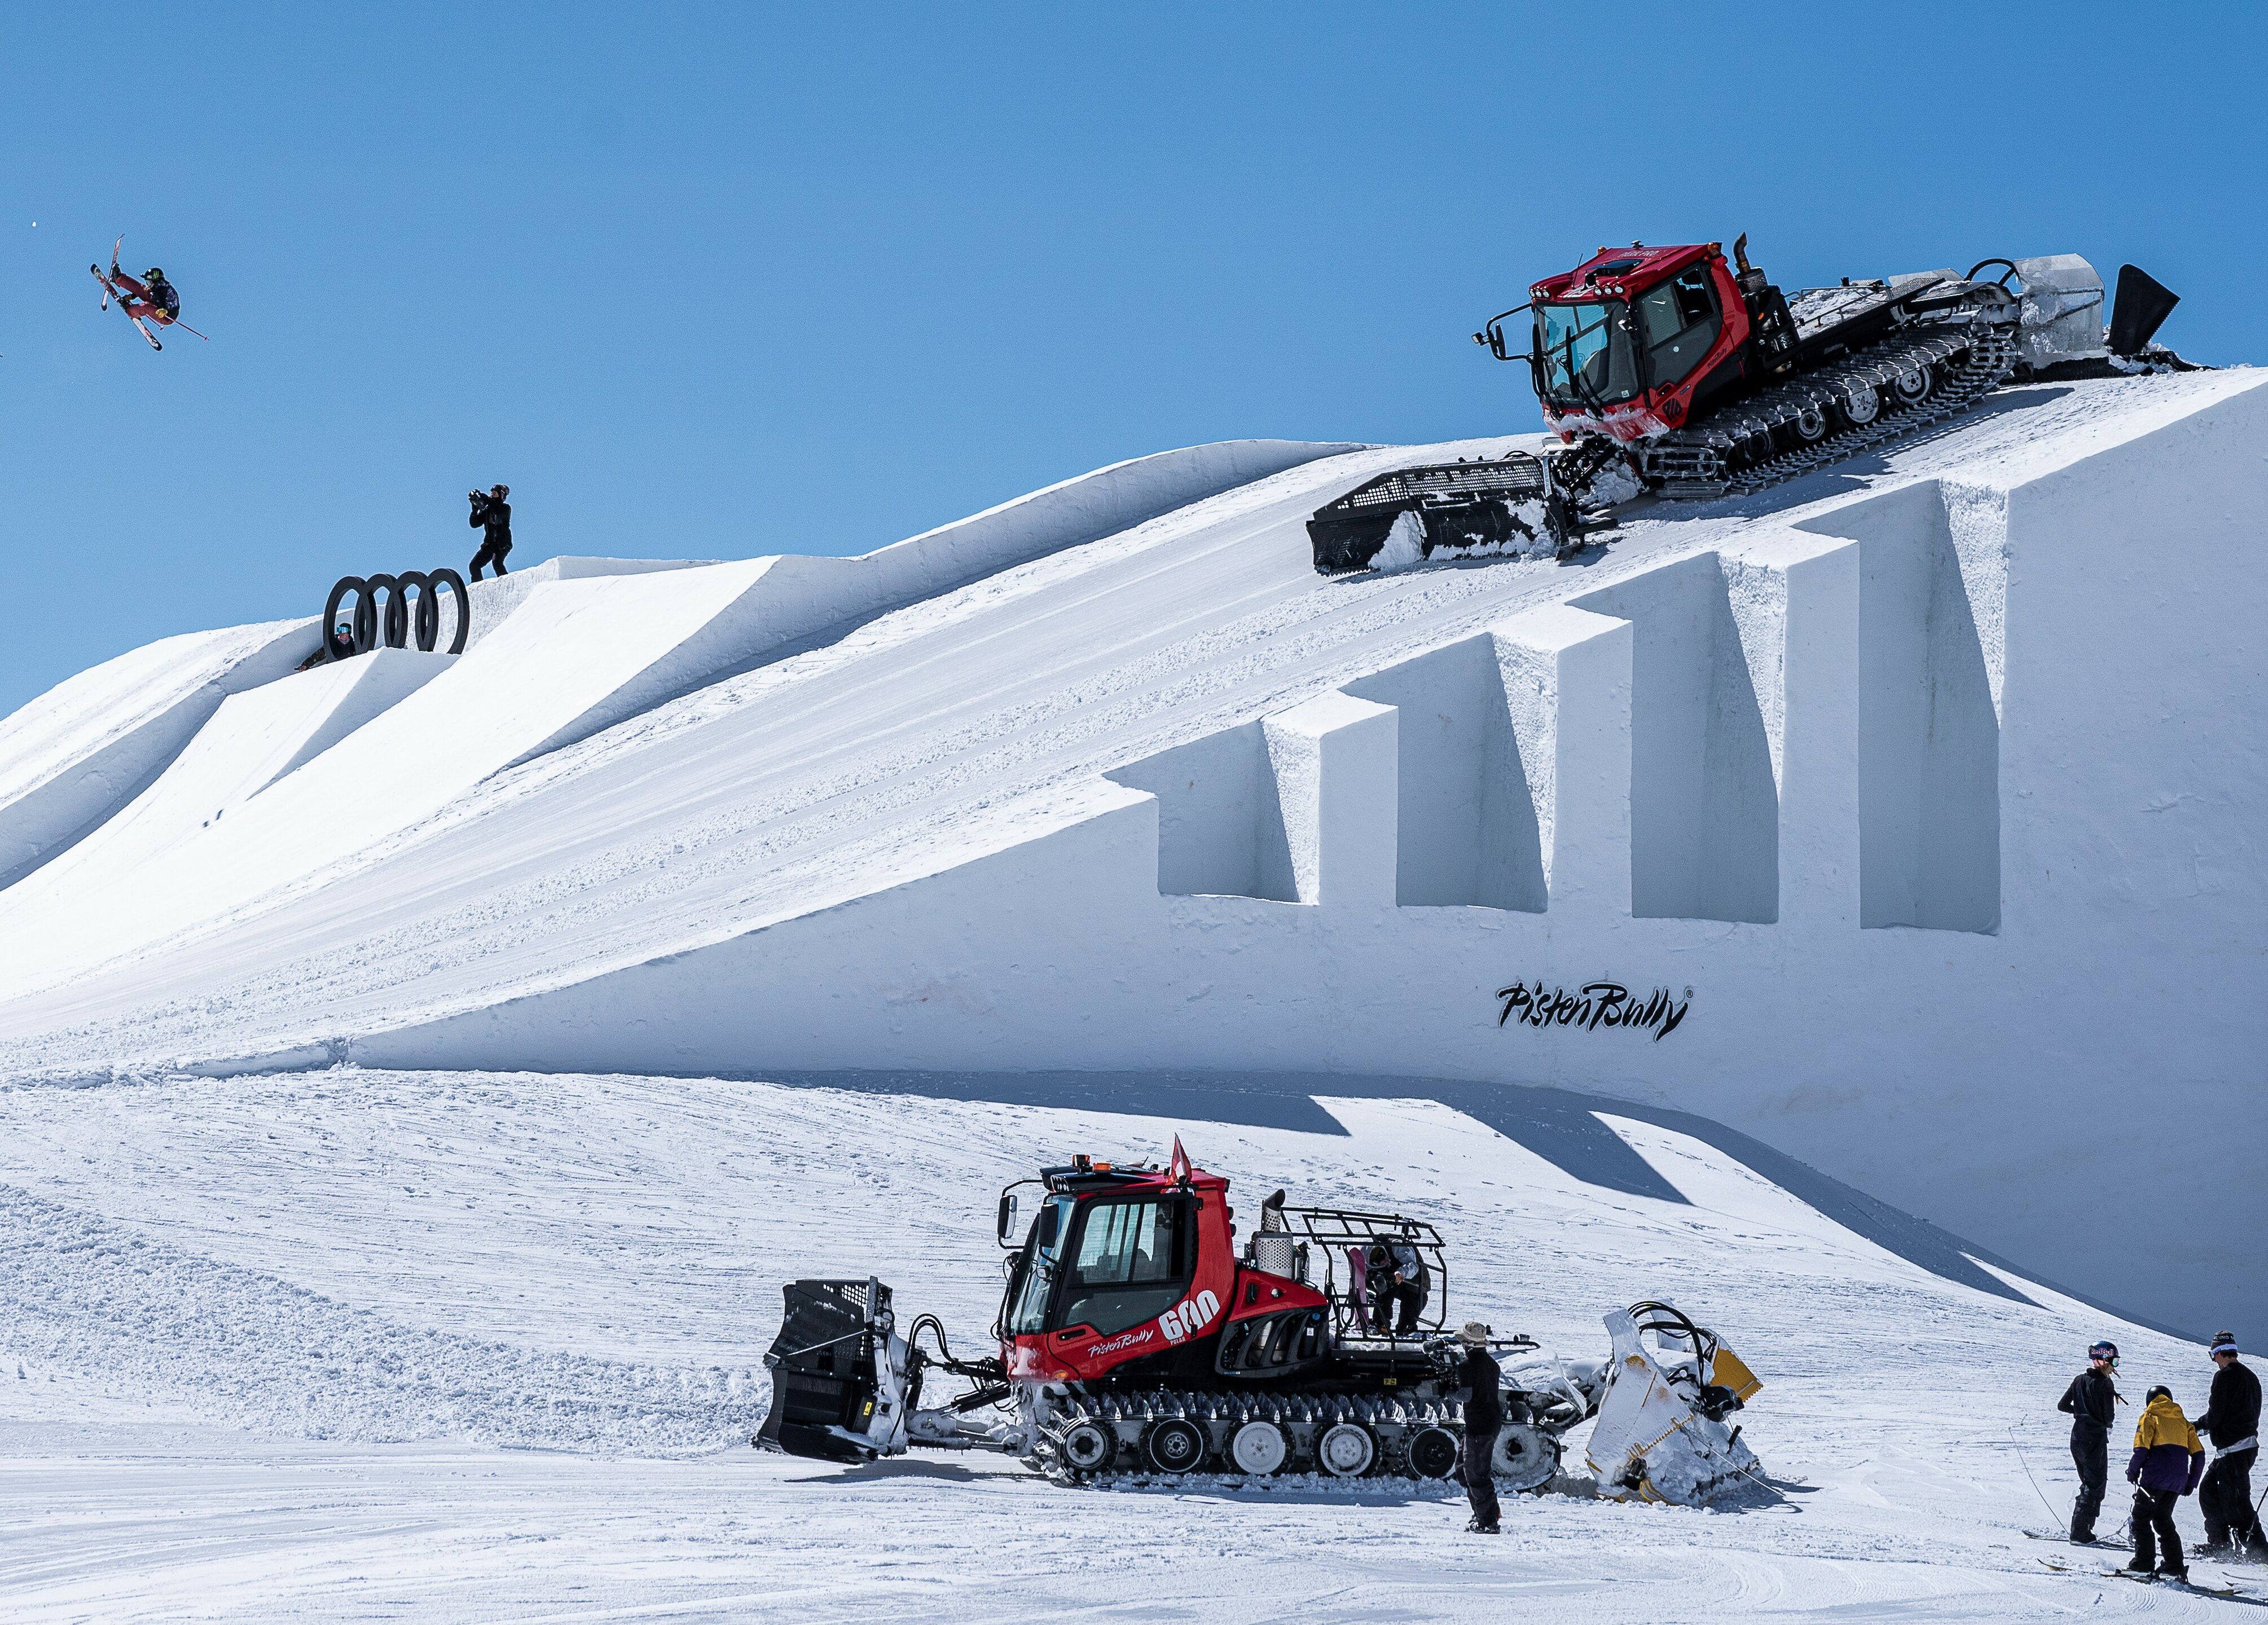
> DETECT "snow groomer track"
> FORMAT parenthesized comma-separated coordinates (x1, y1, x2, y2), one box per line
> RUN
(1, 375, 2264, 1349)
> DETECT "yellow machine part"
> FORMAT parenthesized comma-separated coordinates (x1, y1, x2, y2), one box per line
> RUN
(1707, 1343, 1762, 1402)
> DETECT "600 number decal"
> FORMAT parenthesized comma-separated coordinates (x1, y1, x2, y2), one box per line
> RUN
(1159, 1289, 1220, 1343)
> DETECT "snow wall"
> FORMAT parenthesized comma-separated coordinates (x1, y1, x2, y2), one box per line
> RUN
(0, 438, 1357, 968)
(355, 386, 2268, 1340)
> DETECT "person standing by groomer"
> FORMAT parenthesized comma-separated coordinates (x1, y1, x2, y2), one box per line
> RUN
(2058, 1340, 2123, 1543)
(1454, 1321, 1502, 1534)
(468, 483, 512, 579)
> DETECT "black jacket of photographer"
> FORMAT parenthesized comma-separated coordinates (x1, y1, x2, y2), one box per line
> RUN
(1461, 1345, 1504, 1433)
(469, 493, 512, 547)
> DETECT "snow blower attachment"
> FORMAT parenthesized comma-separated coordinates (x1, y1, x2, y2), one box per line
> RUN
(1584, 1300, 1762, 1506)
(757, 1142, 1762, 1501)
(1311, 234, 2199, 573)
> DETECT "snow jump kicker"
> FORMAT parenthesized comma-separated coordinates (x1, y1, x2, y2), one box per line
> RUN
(758, 1141, 1765, 1504)
(321, 570, 471, 660)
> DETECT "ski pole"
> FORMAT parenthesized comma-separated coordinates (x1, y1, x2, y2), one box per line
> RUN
(2010, 1424, 2065, 1527)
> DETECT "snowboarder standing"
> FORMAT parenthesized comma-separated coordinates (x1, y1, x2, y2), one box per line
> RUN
(1453, 1322, 1502, 1534)
(2125, 1384, 2206, 1580)
(2191, 1331, 2266, 1562)
(468, 485, 512, 579)
(2058, 1341, 2122, 1543)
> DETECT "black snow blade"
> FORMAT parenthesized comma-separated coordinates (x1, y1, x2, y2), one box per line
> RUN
(2108, 265, 2181, 356)
(1307, 453, 1556, 573)
(755, 1278, 889, 1463)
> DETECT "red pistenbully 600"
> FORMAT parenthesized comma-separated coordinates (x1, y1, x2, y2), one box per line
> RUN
(1308, 234, 2193, 571)
(758, 1140, 1763, 1501)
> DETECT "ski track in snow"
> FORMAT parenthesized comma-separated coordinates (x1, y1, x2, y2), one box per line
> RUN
(0, 1066, 2243, 1622)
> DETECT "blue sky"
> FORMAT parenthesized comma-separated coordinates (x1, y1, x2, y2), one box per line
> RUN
(3, 2, 2262, 714)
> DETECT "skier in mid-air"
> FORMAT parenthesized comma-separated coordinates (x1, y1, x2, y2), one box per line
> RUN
(110, 265, 179, 328)
(90, 239, 204, 351)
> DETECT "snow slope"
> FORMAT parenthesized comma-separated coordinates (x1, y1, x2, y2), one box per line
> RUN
(0, 648, 453, 911)
(0, 375, 2258, 1338)
(0, 616, 315, 891)
(0, 1065, 2243, 1622)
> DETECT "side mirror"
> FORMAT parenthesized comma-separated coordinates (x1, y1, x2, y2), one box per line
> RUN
(997, 1192, 1018, 1244)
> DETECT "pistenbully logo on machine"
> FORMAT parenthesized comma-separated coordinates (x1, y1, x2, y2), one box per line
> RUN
(1158, 1289, 1221, 1344)
(1084, 1327, 1156, 1359)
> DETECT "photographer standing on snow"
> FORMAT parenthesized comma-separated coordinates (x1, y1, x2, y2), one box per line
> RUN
(1438, 1322, 1502, 1535)
(468, 483, 513, 579)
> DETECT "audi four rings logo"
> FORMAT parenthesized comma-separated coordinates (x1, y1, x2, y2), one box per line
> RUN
(322, 570, 471, 660)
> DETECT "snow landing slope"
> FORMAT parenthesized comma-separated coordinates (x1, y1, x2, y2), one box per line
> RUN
(0, 1068, 2240, 1623)
(0, 380, 2223, 1045)
(0, 382, 2262, 1344)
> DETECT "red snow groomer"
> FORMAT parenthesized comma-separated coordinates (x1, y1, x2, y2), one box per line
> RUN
(1309, 234, 2192, 571)
(758, 1140, 1763, 1501)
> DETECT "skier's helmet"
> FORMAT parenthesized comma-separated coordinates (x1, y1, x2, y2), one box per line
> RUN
(145, 267, 165, 282)
(2089, 1340, 2120, 1366)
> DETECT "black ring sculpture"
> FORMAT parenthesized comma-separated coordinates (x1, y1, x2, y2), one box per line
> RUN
(320, 569, 471, 661)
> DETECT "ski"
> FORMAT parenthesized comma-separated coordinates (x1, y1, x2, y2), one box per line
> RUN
(2023, 1528, 2131, 1551)
(90, 262, 162, 351)
(2037, 1556, 2264, 1606)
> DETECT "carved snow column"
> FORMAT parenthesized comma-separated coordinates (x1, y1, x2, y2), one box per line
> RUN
(1721, 531, 1862, 929)
(1260, 693, 1397, 906)
(1489, 605, 1632, 919)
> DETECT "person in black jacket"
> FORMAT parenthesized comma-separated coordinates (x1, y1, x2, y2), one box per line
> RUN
(1368, 1234, 1431, 1336)
(1454, 1321, 1503, 1534)
(2058, 1340, 2123, 1542)
(468, 485, 512, 579)
(2191, 1331, 2266, 1560)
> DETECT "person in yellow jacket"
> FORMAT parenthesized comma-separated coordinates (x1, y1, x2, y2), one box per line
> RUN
(2125, 1385, 2206, 1579)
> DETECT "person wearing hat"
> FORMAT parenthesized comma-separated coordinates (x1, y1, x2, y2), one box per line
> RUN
(2058, 1340, 2123, 1542)
(468, 484, 513, 579)
(108, 265, 181, 328)
(2190, 1331, 2266, 1561)
(2125, 1383, 2206, 1579)
(1455, 1321, 1502, 1534)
